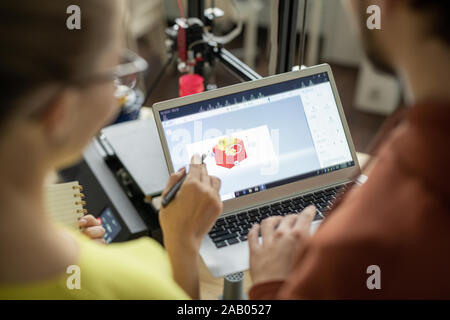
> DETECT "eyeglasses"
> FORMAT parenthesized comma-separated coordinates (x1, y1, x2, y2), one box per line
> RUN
(71, 49, 149, 103)
(26, 49, 148, 119)
(113, 49, 148, 97)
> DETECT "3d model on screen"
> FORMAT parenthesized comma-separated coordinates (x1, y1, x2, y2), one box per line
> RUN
(212, 137, 247, 169)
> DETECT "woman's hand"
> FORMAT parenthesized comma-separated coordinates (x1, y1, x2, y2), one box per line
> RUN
(159, 154, 222, 299)
(159, 154, 222, 252)
(248, 206, 316, 286)
(78, 214, 106, 244)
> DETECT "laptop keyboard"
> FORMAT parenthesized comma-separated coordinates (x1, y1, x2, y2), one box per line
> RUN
(208, 182, 352, 249)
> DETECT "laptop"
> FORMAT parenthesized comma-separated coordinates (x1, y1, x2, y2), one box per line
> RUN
(153, 64, 360, 277)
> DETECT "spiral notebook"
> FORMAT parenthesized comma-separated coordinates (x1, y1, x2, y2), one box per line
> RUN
(45, 181, 87, 230)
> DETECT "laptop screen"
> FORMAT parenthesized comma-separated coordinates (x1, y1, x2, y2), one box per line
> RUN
(158, 71, 355, 201)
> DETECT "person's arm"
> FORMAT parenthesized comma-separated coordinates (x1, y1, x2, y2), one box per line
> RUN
(249, 281, 285, 300)
(248, 206, 396, 300)
(248, 206, 316, 299)
(159, 154, 222, 299)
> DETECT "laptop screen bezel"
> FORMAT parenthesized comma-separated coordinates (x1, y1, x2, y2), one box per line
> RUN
(152, 64, 360, 214)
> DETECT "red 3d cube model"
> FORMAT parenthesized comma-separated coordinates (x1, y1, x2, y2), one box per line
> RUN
(212, 137, 247, 169)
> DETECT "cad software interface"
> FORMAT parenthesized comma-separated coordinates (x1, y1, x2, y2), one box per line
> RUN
(159, 72, 354, 201)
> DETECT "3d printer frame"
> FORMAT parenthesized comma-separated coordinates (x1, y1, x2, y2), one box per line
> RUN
(144, 0, 306, 103)
(183, 0, 304, 80)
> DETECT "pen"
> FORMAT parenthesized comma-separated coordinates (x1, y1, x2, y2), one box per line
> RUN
(161, 154, 206, 208)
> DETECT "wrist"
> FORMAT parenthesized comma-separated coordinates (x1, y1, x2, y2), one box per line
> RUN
(163, 235, 201, 300)
(163, 234, 200, 255)
(160, 225, 203, 254)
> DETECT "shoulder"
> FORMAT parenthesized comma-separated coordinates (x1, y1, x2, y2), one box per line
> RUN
(0, 231, 189, 299)
(71, 233, 190, 299)
(284, 147, 450, 298)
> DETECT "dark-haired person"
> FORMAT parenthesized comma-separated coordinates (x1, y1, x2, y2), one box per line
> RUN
(0, 0, 221, 299)
(249, 0, 450, 299)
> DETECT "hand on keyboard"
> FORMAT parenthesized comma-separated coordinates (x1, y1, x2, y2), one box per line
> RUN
(248, 205, 316, 286)
(208, 183, 350, 249)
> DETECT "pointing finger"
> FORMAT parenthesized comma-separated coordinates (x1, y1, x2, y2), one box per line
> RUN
(248, 223, 261, 253)
(294, 205, 316, 234)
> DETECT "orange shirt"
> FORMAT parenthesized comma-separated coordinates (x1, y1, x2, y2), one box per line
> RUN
(250, 101, 450, 299)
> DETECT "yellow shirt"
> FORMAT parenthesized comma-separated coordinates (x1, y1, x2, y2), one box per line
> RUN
(0, 231, 190, 300)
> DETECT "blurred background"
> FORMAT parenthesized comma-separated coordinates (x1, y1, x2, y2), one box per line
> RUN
(126, 0, 402, 153)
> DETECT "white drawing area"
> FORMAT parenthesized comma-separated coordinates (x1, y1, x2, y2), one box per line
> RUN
(186, 125, 276, 180)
